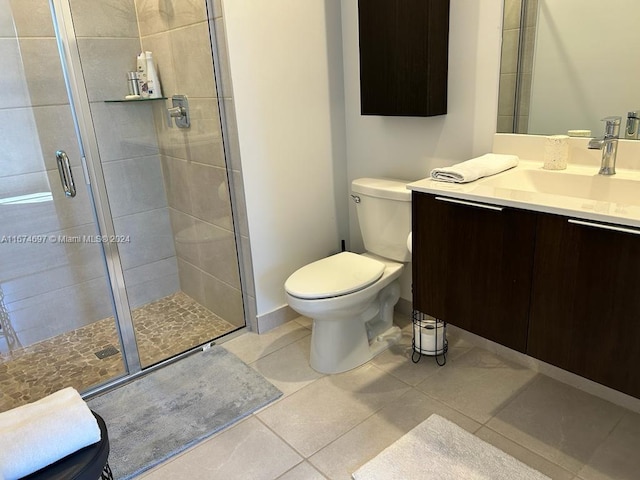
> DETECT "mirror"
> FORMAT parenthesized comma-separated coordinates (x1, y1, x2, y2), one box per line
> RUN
(497, 0, 640, 138)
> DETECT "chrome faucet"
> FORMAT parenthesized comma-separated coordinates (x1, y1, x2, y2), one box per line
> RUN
(588, 116, 621, 175)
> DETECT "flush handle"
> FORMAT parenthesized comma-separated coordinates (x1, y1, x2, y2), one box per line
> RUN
(55, 150, 76, 198)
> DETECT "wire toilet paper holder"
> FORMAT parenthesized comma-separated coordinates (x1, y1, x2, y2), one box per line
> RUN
(411, 310, 448, 366)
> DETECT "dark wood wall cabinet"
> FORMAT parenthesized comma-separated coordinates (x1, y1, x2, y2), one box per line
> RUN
(412, 191, 640, 399)
(358, 0, 450, 117)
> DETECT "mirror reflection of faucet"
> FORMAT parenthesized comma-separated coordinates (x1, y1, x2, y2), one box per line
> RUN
(587, 116, 620, 175)
(625, 111, 640, 139)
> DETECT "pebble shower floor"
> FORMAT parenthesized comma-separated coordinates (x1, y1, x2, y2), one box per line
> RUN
(0, 292, 237, 412)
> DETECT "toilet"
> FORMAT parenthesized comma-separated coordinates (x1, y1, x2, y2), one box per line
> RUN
(285, 178, 412, 374)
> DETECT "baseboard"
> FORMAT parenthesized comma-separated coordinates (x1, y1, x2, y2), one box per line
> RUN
(395, 297, 413, 315)
(448, 325, 640, 415)
(256, 304, 300, 334)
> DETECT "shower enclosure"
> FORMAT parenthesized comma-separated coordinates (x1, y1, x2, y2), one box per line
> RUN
(0, 0, 245, 411)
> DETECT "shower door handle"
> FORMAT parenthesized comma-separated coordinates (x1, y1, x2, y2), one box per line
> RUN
(55, 150, 76, 197)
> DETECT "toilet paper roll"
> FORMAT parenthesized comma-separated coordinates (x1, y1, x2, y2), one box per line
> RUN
(406, 232, 412, 254)
(543, 135, 569, 170)
(413, 319, 445, 355)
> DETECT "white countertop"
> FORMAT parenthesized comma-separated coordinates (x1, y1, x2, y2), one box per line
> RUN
(407, 160, 640, 230)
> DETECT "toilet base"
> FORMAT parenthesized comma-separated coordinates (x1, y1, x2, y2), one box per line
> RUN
(370, 325, 402, 358)
(287, 259, 404, 375)
(310, 323, 401, 374)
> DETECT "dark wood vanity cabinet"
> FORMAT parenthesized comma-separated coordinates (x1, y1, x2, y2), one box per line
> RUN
(412, 193, 537, 353)
(528, 215, 640, 399)
(413, 190, 640, 399)
(358, 0, 449, 117)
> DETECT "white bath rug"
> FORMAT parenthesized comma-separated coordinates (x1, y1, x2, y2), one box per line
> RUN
(352, 414, 550, 480)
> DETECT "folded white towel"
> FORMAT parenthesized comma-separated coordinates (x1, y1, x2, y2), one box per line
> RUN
(430, 153, 519, 183)
(0, 387, 101, 480)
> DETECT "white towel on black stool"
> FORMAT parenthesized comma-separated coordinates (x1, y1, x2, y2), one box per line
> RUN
(0, 387, 101, 480)
(430, 153, 519, 183)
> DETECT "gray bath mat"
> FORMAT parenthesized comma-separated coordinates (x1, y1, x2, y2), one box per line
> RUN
(88, 346, 282, 479)
(353, 414, 550, 480)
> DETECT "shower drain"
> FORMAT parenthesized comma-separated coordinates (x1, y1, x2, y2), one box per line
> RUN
(94, 345, 120, 359)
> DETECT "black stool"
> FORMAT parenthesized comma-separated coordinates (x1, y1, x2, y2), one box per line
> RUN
(22, 411, 112, 480)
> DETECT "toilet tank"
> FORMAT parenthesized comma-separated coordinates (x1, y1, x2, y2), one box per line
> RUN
(352, 178, 411, 262)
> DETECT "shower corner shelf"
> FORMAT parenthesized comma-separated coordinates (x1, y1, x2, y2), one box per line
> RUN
(104, 97, 167, 103)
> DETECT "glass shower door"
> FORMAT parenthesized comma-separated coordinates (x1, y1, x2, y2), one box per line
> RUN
(0, 1, 128, 411)
(63, 0, 246, 368)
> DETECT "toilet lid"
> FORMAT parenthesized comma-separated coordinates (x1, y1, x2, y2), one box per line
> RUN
(285, 252, 385, 299)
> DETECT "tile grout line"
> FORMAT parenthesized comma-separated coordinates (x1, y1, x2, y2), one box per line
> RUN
(478, 423, 577, 479)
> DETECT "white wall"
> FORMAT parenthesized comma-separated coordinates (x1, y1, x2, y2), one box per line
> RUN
(529, 0, 640, 136)
(223, 0, 347, 316)
(224, 0, 504, 318)
(342, 0, 504, 299)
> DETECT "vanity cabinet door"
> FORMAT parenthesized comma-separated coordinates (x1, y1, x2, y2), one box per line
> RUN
(528, 215, 640, 398)
(412, 193, 537, 352)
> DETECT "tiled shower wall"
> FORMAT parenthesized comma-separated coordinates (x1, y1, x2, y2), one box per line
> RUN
(73, 0, 247, 327)
(135, 0, 244, 328)
(0, 0, 117, 347)
(74, 0, 181, 311)
(0, 0, 250, 351)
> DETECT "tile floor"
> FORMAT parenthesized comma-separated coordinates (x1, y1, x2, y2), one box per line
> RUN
(138, 315, 640, 480)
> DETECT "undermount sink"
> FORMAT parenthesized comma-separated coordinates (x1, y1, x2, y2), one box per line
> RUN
(478, 167, 640, 205)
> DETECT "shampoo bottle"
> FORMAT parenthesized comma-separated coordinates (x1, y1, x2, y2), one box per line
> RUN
(136, 52, 149, 98)
(145, 51, 162, 99)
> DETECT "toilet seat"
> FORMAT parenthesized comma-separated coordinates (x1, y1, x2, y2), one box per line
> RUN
(285, 252, 385, 300)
